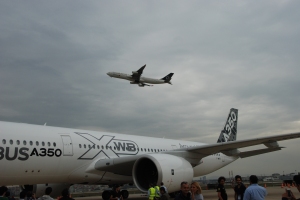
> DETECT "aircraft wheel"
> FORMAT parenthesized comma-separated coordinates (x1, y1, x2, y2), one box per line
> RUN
(102, 190, 112, 200)
(121, 190, 129, 199)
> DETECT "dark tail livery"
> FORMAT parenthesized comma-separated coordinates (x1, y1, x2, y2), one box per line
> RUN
(217, 108, 238, 143)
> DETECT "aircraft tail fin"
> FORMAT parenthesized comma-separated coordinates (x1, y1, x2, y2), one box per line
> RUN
(217, 108, 238, 143)
(161, 73, 174, 82)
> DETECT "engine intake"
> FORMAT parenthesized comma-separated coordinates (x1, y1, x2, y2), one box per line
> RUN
(132, 154, 193, 193)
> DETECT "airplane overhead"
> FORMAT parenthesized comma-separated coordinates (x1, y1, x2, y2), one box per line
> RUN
(107, 64, 174, 87)
(0, 108, 300, 199)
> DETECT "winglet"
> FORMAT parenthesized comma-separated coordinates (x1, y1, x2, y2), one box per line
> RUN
(217, 108, 238, 143)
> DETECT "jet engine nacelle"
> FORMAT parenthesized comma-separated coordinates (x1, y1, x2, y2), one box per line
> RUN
(22, 183, 71, 198)
(132, 154, 193, 193)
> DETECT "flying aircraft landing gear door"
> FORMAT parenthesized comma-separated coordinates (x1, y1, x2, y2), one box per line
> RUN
(61, 135, 73, 156)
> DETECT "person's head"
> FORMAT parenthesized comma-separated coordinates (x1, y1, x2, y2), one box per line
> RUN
(218, 176, 226, 185)
(61, 189, 69, 197)
(180, 181, 190, 195)
(45, 187, 52, 195)
(26, 191, 33, 198)
(191, 182, 202, 194)
(114, 185, 120, 192)
(161, 182, 164, 186)
(249, 175, 258, 184)
(294, 175, 300, 192)
(159, 187, 166, 194)
(149, 183, 153, 188)
(20, 191, 26, 199)
(5, 191, 10, 197)
(235, 175, 242, 185)
(0, 186, 8, 196)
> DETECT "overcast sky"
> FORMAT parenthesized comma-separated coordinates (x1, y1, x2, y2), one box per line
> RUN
(1, 1, 300, 179)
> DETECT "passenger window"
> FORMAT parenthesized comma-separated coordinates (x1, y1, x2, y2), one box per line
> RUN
(151, 149, 153, 152)
(79, 144, 82, 148)
(53, 142, 56, 147)
(88, 145, 91, 149)
(36, 141, 39, 146)
(47, 142, 51, 146)
(141, 148, 143, 151)
(30, 141, 33, 145)
(16, 140, 20, 145)
(42, 142, 45, 146)
(2, 139, 6, 144)
(101, 145, 104, 149)
(10, 140, 13, 145)
(97, 145, 99, 149)
(23, 140, 27, 145)
(84, 144, 86, 148)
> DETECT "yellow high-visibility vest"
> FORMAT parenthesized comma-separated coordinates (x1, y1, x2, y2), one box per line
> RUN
(149, 187, 156, 200)
(154, 186, 160, 198)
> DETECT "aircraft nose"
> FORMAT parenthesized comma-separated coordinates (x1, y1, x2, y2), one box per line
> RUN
(107, 72, 111, 77)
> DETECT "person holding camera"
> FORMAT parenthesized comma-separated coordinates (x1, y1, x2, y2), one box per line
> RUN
(282, 188, 296, 200)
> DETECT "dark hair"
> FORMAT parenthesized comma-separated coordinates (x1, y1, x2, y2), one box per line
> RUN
(161, 182, 164, 186)
(160, 187, 166, 192)
(61, 188, 69, 197)
(218, 176, 226, 183)
(45, 187, 52, 195)
(249, 175, 258, 184)
(0, 186, 8, 196)
(180, 181, 188, 187)
(235, 175, 242, 181)
(294, 175, 300, 185)
(20, 191, 26, 199)
(5, 191, 10, 197)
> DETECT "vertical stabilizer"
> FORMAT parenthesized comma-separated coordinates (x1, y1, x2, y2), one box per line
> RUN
(217, 108, 238, 143)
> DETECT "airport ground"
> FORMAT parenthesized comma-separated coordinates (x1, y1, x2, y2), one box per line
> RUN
(76, 186, 300, 200)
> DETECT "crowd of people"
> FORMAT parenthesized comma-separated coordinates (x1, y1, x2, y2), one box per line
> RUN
(147, 174, 300, 200)
(0, 187, 74, 200)
(1, 174, 299, 200)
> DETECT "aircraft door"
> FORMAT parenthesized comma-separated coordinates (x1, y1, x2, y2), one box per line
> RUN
(61, 135, 73, 156)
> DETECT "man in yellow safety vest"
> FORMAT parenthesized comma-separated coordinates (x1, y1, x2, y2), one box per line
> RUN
(148, 184, 156, 200)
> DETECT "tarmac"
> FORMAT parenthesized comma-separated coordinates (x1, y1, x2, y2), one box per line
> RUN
(76, 186, 300, 200)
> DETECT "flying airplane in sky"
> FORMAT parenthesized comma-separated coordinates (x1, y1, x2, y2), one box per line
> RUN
(107, 64, 174, 87)
(1, 108, 300, 199)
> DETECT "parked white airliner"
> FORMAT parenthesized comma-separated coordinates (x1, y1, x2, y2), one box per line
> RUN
(1, 108, 300, 199)
(107, 64, 174, 87)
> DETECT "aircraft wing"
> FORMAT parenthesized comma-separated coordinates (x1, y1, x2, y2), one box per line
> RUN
(131, 64, 146, 81)
(175, 132, 300, 159)
(88, 132, 300, 176)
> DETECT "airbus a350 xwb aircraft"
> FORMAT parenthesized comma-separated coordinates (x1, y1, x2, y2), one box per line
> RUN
(1, 108, 300, 199)
(107, 64, 174, 87)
